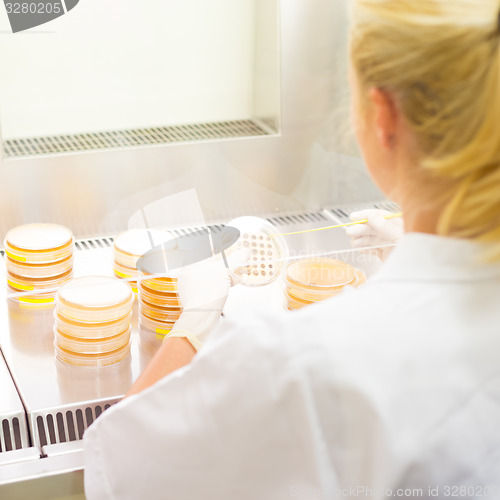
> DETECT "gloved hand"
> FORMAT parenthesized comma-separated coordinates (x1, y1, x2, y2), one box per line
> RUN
(345, 209, 403, 260)
(167, 248, 249, 351)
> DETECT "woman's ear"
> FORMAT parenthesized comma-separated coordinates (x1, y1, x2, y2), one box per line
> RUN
(368, 87, 398, 150)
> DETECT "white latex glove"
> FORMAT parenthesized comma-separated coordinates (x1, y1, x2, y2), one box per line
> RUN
(167, 249, 249, 351)
(345, 209, 404, 260)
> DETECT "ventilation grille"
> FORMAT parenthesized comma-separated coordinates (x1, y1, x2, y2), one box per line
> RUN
(328, 201, 401, 221)
(266, 211, 328, 226)
(34, 402, 116, 448)
(74, 236, 114, 251)
(3, 120, 272, 158)
(74, 226, 225, 252)
(1, 417, 26, 452)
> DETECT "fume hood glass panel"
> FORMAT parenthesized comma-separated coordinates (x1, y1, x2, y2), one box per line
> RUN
(0, 0, 280, 157)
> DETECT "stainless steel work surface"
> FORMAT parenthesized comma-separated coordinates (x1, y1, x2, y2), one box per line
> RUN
(0, 350, 24, 424)
(0, 347, 29, 452)
(0, 244, 164, 449)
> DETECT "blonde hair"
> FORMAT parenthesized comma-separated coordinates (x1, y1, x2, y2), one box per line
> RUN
(350, 0, 500, 258)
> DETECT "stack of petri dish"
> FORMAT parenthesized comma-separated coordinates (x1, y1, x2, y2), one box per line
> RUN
(138, 273, 182, 337)
(54, 276, 134, 366)
(284, 257, 366, 310)
(4, 224, 74, 305)
(113, 229, 166, 294)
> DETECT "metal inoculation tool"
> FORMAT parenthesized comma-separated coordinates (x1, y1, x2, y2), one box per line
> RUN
(226, 216, 288, 287)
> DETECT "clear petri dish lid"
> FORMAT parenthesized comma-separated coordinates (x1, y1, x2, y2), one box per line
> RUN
(225, 216, 288, 287)
(55, 310, 133, 339)
(7, 269, 73, 292)
(114, 229, 172, 269)
(139, 313, 175, 336)
(138, 283, 181, 307)
(285, 258, 359, 291)
(55, 339, 131, 367)
(139, 300, 182, 323)
(6, 254, 73, 279)
(4, 224, 74, 263)
(54, 325, 131, 355)
(56, 276, 134, 323)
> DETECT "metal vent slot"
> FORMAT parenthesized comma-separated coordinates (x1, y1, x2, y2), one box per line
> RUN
(326, 201, 401, 222)
(3, 119, 273, 159)
(372, 201, 401, 212)
(266, 211, 327, 226)
(1, 417, 23, 452)
(74, 237, 114, 251)
(34, 403, 115, 447)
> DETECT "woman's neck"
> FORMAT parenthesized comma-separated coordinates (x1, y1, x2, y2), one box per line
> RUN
(400, 198, 441, 235)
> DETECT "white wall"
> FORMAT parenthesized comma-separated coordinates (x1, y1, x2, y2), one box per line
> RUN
(0, 0, 257, 138)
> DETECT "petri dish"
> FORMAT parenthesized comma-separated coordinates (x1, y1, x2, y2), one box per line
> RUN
(56, 276, 134, 323)
(139, 295, 181, 312)
(54, 326, 131, 354)
(287, 267, 366, 299)
(6, 255, 73, 279)
(226, 216, 288, 287)
(139, 300, 182, 323)
(4, 224, 74, 264)
(283, 258, 366, 310)
(284, 290, 313, 309)
(55, 310, 133, 339)
(112, 262, 138, 293)
(55, 340, 131, 367)
(139, 274, 177, 293)
(286, 258, 357, 291)
(114, 229, 169, 269)
(7, 286, 58, 305)
(285, 283, 346, 303)
(7, 269, 73, 292)
(138, 280, 180, 307)
(139, 313, 175, 336)
(113, 261, 139, 280)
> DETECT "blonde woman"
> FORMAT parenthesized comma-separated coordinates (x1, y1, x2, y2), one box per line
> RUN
(84, 1, 500, 499)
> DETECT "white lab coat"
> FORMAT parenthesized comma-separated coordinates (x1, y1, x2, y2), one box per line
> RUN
(84, 233, 500, 500)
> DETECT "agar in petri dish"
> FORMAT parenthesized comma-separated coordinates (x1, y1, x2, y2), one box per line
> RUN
(113, 260, 139, 280)
(55, 310, 133, 339)
(56, 276, 134, 323)
(284, 258, 366, 309)
(139, 300, 182, 323)
(113, 229, 170, 269)
(54, 326, 131, 355)
(139, 313, 175, 336)
(6, 255, 73, 279)
(138, 282, 180, 308)
(4, 224, 74, 263)
(7, 269, 73, 292)
(55, 340, 131, 367)
(139, 274, 177, 293)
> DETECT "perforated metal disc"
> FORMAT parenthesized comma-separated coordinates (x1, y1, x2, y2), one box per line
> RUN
(226, 216, 288, 286)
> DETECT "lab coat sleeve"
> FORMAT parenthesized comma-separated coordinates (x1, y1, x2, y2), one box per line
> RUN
(83, 308, 335, 500)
